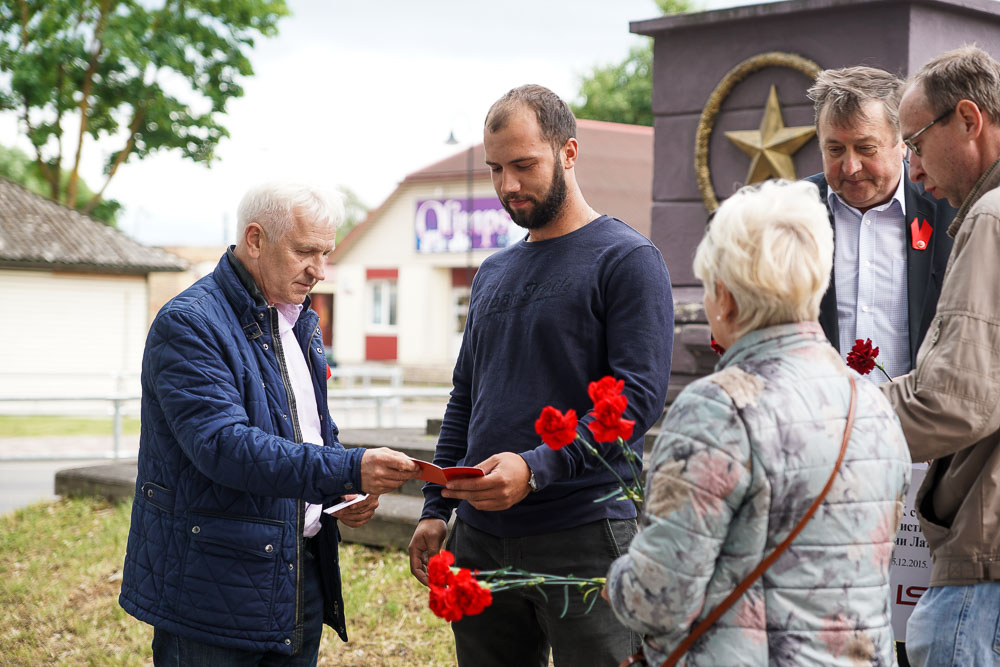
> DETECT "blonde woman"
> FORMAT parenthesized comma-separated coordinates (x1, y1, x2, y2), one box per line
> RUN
(606, 180, 911, 666)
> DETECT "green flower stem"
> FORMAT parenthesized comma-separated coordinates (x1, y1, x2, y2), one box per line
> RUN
(477, 570, 606, 593)
(487, 580, 605, 593)
(875, 362, 893, 383)
(577, 436, 643, 503)
(618, 438, 644, 501)
(467, 568, 607, 617)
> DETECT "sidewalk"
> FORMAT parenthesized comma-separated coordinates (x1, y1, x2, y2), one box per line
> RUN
(0, 435, 139, 461)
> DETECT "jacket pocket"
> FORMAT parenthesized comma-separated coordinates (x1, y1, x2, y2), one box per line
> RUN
(139, 482, 175, 513)
(916, 479, 952, 553)
(178, 512, 285, 632)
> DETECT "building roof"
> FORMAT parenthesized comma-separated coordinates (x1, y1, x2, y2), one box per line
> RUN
(0, 176, 186, 274)
(331, 118, 654, 262)
(573, 119, 654, 238)
(402, 144, 492, 184)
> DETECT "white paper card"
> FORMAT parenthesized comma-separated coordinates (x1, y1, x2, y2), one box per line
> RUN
(323, 494, 370, 514)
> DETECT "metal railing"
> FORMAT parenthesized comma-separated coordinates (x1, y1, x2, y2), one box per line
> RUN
(0, 384, 452, 461)
(0, 395, 140, 461)
(327, 385, 451, 428)
(328, 364, 403, 388)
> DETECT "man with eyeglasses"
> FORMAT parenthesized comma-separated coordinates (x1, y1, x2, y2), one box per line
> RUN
(805, 67, 955, 387)
(881, 45, 1000, 667)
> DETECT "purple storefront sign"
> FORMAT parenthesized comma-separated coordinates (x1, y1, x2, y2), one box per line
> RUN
(414, 197, 521, 253)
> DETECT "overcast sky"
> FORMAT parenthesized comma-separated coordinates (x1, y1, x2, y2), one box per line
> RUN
(1, 0, 761, 246)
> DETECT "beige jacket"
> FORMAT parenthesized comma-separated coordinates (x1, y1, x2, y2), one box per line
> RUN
(882, 156, 1000, 586)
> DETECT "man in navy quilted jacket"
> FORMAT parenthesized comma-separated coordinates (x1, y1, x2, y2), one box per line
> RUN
(119, 183, 419, 664)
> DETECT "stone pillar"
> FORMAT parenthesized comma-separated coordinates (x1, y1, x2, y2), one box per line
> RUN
(632, 0, 1000, 398)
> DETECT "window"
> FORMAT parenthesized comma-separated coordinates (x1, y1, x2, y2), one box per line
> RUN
(369, 280, 397, 328)
(454, 288, 470, 334)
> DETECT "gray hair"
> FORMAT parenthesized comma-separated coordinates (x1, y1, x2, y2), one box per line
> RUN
(910, 45, 1000, 123)
(808, 66, 904, 137)
(485, 84, 577, 151)
(694, 180, 833, 340)
(236, 183, 345, 241)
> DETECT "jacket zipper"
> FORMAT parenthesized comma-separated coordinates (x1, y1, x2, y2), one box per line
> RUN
(269, 307, 303, 444)
(266, 305, 305, 654)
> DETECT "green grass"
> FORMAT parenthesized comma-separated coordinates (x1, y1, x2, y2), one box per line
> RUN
(0, 498, 455, 666)
(0, 415, 142, 438)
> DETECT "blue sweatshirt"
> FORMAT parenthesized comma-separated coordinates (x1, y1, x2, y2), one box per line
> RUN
(421, 215, 674, 537)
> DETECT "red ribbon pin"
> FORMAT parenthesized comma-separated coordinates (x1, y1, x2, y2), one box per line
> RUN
(911, 217, 932, 251)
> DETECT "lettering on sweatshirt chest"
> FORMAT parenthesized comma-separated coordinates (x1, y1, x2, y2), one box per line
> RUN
(478, 276, 576, 316)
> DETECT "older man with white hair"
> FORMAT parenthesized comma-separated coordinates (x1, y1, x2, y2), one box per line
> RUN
(119, 183, 419, 665)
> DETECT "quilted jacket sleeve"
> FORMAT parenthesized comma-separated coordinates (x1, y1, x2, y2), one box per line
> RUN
(147, 308, 363, 503)
(606, 379, 751, 656)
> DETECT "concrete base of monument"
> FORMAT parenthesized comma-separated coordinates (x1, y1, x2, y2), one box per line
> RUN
(55, 460, 137, 502)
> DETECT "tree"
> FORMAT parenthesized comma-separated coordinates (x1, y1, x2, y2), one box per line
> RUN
(571, 0, 696, 126)
(336, 185, 368, 244)
(0, 0, 289, 217)
(0, 143, 121, 223)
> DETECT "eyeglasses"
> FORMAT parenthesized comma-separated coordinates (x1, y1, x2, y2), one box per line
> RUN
(903, 108, 954, 156)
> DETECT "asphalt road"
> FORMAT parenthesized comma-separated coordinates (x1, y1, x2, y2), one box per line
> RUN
(0, 460, 69, 515)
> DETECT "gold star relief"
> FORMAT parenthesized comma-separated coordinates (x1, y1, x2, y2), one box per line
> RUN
(724, 85, 816, 184)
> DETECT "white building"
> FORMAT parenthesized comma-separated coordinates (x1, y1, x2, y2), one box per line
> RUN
(329, 119, 654, 382)
(0, 177, 186, 401)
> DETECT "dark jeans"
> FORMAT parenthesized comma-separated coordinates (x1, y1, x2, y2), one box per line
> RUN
(152, 540, 324, 667)
(447, 517, 640, 667)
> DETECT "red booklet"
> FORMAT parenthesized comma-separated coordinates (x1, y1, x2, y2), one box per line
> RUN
(410, 458, 485, 485)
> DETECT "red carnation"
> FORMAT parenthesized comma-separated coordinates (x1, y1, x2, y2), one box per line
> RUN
(429, 584, 463, 622)
(847, 338, 880, 375)
(535, 406, 579, 450)
(452, 568, 493, 616)
(426, 554, 494, 622)
(588, 376, 625, 405)
(710, 337, 725, 356)
(428, 549, 456, 588)
(587, 395, 635, 443)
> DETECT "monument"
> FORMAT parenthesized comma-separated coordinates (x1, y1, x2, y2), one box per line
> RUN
(632, 0, 1000, 649)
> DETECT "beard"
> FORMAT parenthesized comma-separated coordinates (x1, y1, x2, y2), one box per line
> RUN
(502, 160, 568, 230)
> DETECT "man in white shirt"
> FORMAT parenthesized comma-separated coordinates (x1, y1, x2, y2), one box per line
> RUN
(805, 66, 954, 384)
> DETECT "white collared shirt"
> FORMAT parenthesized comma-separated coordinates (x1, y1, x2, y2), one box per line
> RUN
(828, 164, 910, 384)
(275, 302, 326, 537)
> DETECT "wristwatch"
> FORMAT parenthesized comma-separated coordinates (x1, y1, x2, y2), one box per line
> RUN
(527, 468, 539, 493)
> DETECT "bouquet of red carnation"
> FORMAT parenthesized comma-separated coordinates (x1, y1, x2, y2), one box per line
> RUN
(847, 338, 893, 382)
(426, 549, 605, 622)
(534, 376, 643, 503)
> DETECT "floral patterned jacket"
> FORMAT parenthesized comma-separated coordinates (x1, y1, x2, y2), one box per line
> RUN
(607, 322, 910, 666)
